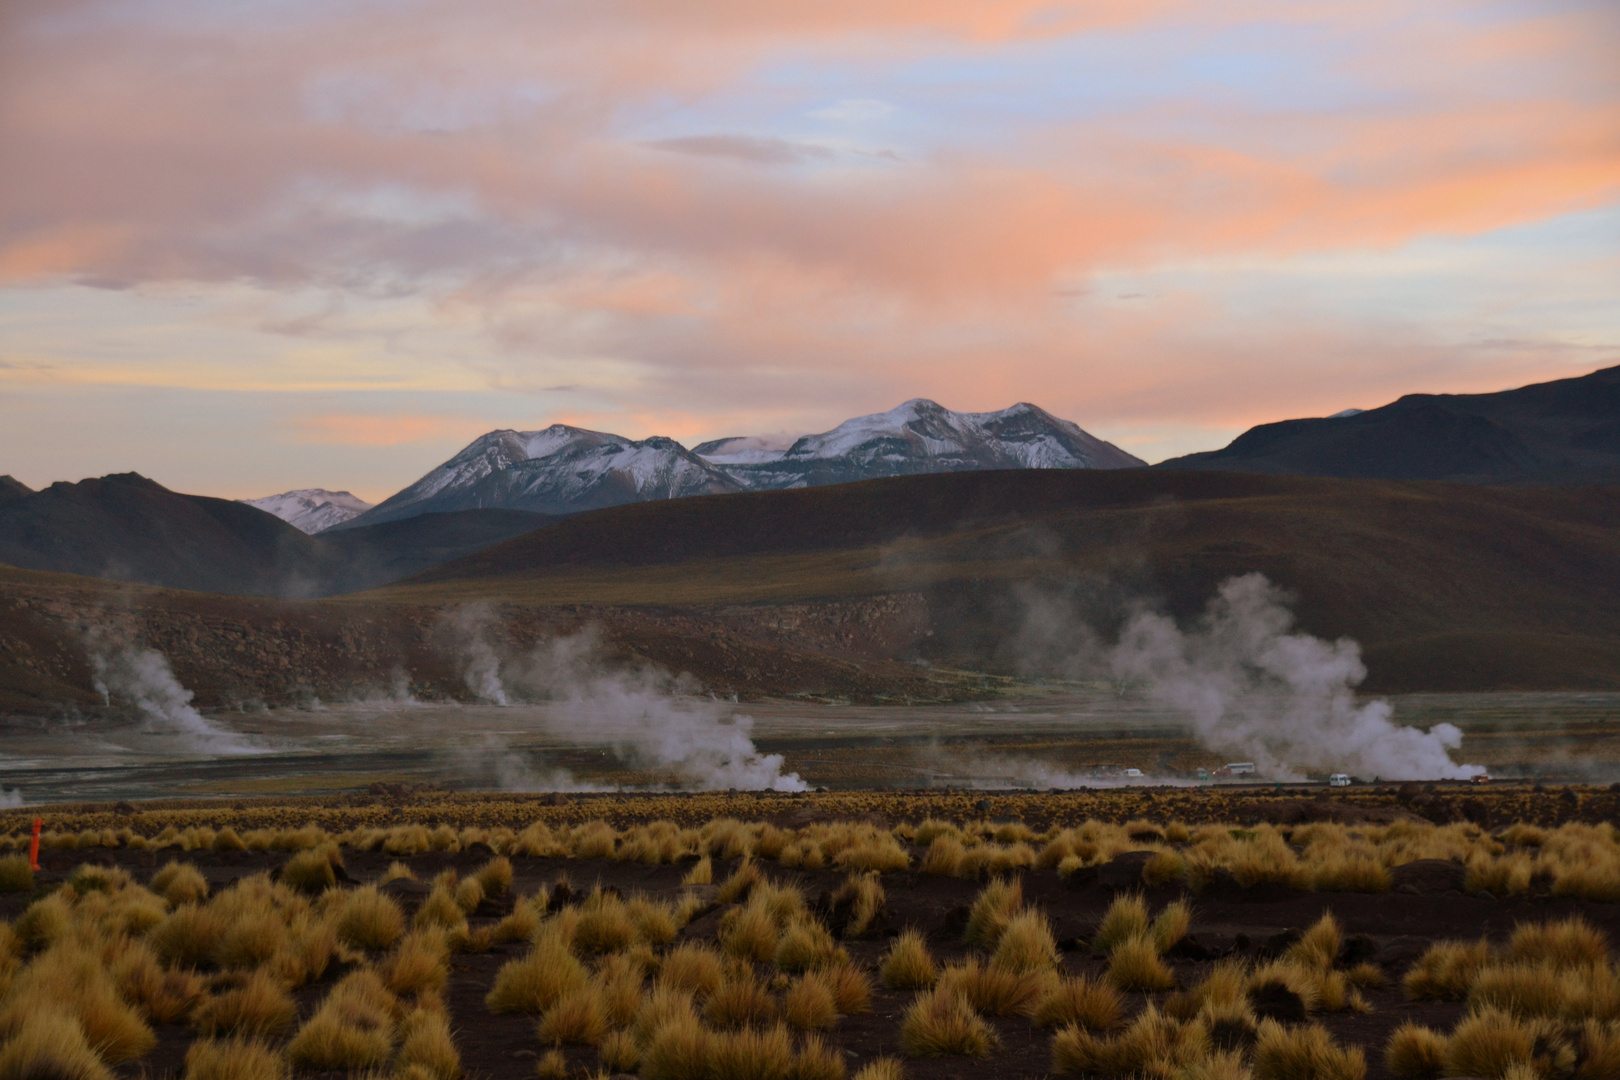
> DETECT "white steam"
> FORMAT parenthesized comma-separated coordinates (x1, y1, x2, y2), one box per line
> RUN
(87, 635, 259, 756)
(1108, 573, 1480, 781)
(0, 787, 23, 809)
(438, 609, 806, 792)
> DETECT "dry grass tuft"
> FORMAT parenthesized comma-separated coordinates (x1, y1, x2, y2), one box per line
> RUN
(0, 854, 36, 894)
(280, 846, 339, 893)
(1150, 899, 1192, 954)
(704, 969, 778, 1029)
(1403, 938, 1493, 1001)
(991, 909, 1059, 973)
(659, 943, 726, 998)
(537, 984, 608, 1046)
(782, 972, 839, 1030)
(794, 1032, 849, 1080)
(1032, 976, 1126, 1031)
(1105, 936, 1177, 992)
(1507, 916, 1610, 969)
(335, 884, 406, 952)
(382, 928, 451, 997)
(639, 1010, 716, 1080)
(825, 964, 872, 1015)
(920, 836, 967, 877)
(880, 930, 937, 990)
(1384, 1022, 1447, 1079)
(683, 856, 714, 885)
(486, 941, 588, 1014)
(1252, 1019, 1365, 1080)
(722, 903, 781, 964)
(964, 877, 1023, 946)
(0, 1009, 114, 1080)
(852, 1057, 904, 1080)
(414, 886, 468, 932)
(716, 860, 763, 905)
(284, 969, 397, 1071)
(474, 856, 513, 896)
(193, 969, 298, 1037)
(1050, 1005, 1205, 1077)
(708, 1023, 795, 1080)
(535, 1047, 569, 1079)
(776, 920, 840, 974)
(937, 958, 1054, 1017)
(1441, 1007, 1563, 1080)
(397, 1005, 461, 1079)
(830, 872, 885, 938)
(181, 1037, 286, 1080)
(900, 990, 997, 1057)
(151, 860, 210, 905)
(1091, 893, 1150, 954)
(600, 1028, 642, 1073)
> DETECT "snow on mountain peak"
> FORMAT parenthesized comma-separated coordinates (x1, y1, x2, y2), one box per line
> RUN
(241, 489, 373, 534)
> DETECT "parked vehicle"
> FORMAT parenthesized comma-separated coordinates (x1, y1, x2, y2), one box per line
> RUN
(1328, 773, 1352, 787)
(1470, 773, 1492, 784)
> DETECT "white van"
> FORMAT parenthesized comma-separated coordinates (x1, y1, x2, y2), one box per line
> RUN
(1122, 768, 1143, 778)
(1328, 773, 1352, 787)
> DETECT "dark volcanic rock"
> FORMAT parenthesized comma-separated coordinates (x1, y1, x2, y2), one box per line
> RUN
(1392, 859, 1467, 894)
(1248, 979, 1308, 1023)
(1097, 850, 1158, 890)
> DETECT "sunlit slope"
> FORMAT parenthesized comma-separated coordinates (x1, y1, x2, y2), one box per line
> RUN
(367, 469, 1620, 690)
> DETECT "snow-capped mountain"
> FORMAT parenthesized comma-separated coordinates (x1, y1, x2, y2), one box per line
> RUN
(241, 489, 373, 534)
(348, 401, 1142, 527)
(694, 399, 1143, 489)
(340, 426, 743, 527)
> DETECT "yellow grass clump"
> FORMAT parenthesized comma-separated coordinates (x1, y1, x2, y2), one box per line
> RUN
(1051, 1005, 1207, 1077)
(639, 1010, 716, 1080)
(279, 846, 339, 893)
(0, 854, 36, 894)
(900, 990, 997, 1057)
(537, 984, 609, 1046)
(397, 1005, 461, 1080)
(708, 1023, 795, 1080)
(1105, 936, 1177, 993)
(193, 969, 299, 1037)
(335, 884, 406, 952)
(1403, 938, 1493, 1001)
(795, 1032, 848, 1080)
(683, 856, 714, 885)
(782, 971, 839, 1030)
(831, 872, 885, 938)
(151, 860, 210, 905)
(880, 930, 938, 990)
(1252, 1019, 1366, 1080)
(0, 1008, 114, 1080)
(964, 877, 1022, 947)
(486, 941, 588, 1014)
(381, 928, 451, 997)
(852, 1057, 905, 1080)
(658, 943, 725, 998)
(825, 963, 872, 1015)
(775, 920, 841, 974)
(181, 1037, 287, 1080)
(1032, 976, 1126, 1031)
(1384, 1022, 1447, 1079)
(284, 969, 398, 1070)
(721, 903, 780, 964)
(1091, 893, 1150, 954)
(704, 969, 778, 1029)
(991, 909, 1059, 973)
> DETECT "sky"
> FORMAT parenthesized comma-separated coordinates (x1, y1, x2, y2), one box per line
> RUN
(1, 0, 1617, 502)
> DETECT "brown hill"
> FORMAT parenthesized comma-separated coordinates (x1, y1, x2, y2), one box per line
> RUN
(2, 469, 1617, 714)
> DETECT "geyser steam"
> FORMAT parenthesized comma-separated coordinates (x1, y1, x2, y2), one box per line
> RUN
(440, 609, 805, 792)
(1108, 573, 1480, 780)
(87, 633, 258, 756)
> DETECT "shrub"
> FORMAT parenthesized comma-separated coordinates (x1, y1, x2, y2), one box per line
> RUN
(151, 861, 210, 906)
(600, 1029, 641, 1072)
(640, 1012, 716, 1080)
(880, 930, 937, 990)
(1403, 939, 1492, 1001)
(705, 970, 777, 1029)
(1149, 900, 1192, 954)
(722, 904, 780, 963)
(1032, 976, 1126, 1031)
(1251, 1019, 1365, 1080)
(335, 885, 406, 952)
(193, 969, 298, 1037)
(830, 872, 886, 938)
(1469, 963, 1577, 1019)
(937, 959, 1054, 1017)
(825, 964, 871, 1015)
(630, 897, 680, 946)
(1051, 1006, 1203, 1077)
(919, 836, 967, 877)
(1507, 916, 1610, 970)
(280, 847, 338, 893)
(214, 908, 288, 970)
(658, 944, 725, 998)
(1287, 913, 1342, 972)
(574, 890, 636, 954)
(1105, 937, 1176, 993)
(963, 877, 1022, 946)
(991, 909, 1059, 973)
(485, 941, 587, 1014)
(5, 951, 157, 1063)
(683, 856, 714, 885)
(1384, 1022, 1447, 1079)
(396, 1006, 460, 1080)
(899, 990, 997, 1057)
(709, 1024, 795, 1080)
(1311, 852, 1392, 893)
(1575, 1018, 1620, 1080)
(414, 886, 467, 932)
(452, 876, 484, 914)
(716, 860, 762, 905)
(794, 1033, 848, 1080)
(182, 1037, 286, 1080)
(112, 944, 206, 1024)
(381, 928, 451, 996)
(835, 835, 910, 873)
(537, 984, 608, 1046)
(851, 1058, 904, 1080)
(535, 1048, 568, 1079)
(1091, 893, 1150, 954)
(782, 971, 839, 1030)
(474, 856, 513, 896)
(0, 1008, 114, 1080)
(284, 970, 396, 1071)
(1442, 1008, 1540, 1079)
(776, 920, 840, 974)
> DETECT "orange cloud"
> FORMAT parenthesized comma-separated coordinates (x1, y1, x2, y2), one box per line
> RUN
(289, 414, 490, 447)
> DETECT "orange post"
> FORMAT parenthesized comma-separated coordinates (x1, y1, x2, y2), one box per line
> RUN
(28, 818, 41, 872)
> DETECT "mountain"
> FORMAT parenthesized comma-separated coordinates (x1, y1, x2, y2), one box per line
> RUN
(695, 399, 1143, 489)
(0, 473, 554, 596)
(242, 488, 373, 533)
(1159, 364, 1620, 483)
(338, 427, 742, 528)
(0, 472, 333, 596)
(351, 400, 1142, 527)
(0, 476, 32, 508)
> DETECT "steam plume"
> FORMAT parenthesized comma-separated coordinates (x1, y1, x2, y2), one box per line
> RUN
(87, 632, 259, 756)
(0, 787, 23, 809)
(1108, 573, 1480, 780)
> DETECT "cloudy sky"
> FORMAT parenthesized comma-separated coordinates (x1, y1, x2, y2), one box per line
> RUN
(2, 0, 1616, 501)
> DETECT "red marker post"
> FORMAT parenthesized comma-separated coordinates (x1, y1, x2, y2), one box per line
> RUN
(28, 817, 41, 872)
